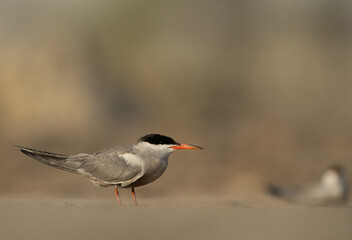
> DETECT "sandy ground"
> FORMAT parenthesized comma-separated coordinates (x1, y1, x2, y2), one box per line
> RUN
(1, 194, 352, 240)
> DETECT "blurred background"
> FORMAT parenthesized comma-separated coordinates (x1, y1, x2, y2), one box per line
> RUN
(1, 0, 352, 199)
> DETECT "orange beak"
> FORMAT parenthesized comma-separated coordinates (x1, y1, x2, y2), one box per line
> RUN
(169, 143, 203, 150)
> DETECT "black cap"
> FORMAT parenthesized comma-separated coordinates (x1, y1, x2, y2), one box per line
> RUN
(138, 134, 179, 145)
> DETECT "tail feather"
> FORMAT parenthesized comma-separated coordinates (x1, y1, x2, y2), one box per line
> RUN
(16, 146, 79, 173)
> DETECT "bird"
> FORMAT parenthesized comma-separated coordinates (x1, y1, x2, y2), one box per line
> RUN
(267, 165, 349, 205)
(16, 134, 203, 205)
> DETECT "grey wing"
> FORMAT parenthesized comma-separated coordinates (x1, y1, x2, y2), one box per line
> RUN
(267, 184, 300, 200)
(79, 147, 143, 187)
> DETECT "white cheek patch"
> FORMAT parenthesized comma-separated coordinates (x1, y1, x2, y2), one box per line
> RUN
(321, 170, 343, 197)
(136, 142, 175, 155)
(322, 171, 340, 187)
(121, 153, 143, 167)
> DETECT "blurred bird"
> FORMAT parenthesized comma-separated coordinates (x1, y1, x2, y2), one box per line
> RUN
(16, 134, 203, 205)
(267, 165, 349, 205)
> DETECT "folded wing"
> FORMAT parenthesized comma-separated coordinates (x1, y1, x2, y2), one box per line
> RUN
(79, 147, 143, 187)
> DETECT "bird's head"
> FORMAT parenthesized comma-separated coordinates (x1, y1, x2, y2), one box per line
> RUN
(137, 134, 203, 155)
(320, 165, 349, 199)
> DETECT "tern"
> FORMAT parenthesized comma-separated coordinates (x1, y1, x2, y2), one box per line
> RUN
(267, 165, 349, 205)
(16, 134, 203, 205)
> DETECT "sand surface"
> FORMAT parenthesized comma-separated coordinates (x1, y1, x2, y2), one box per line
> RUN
(1, 195, 352, 240)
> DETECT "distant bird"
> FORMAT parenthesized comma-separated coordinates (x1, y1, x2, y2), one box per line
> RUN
(267, 165, 349, 205)
(16, 134, 203, 205)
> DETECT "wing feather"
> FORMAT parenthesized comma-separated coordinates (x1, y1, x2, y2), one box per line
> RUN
(79, 147, 143, 186)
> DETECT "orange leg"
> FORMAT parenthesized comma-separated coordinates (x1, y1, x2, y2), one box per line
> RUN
(114, 186, 121, 205)
(131, 187, 137, 205)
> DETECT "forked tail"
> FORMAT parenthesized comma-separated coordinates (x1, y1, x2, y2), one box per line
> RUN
(15, 146, 79, 173)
